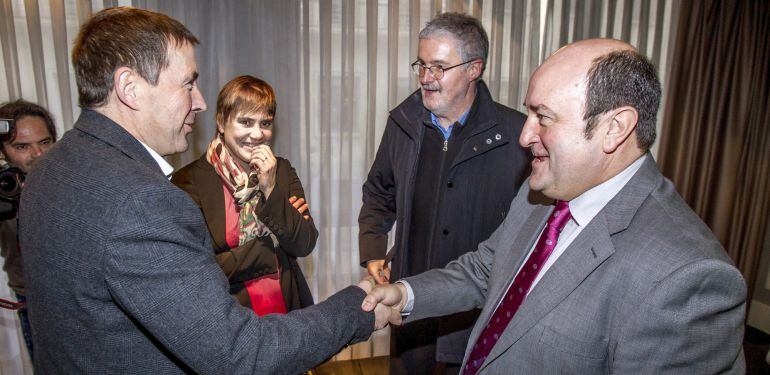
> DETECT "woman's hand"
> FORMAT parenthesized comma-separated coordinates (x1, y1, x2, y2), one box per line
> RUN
(250, 145, 277, 199)
(289, 196, 310, 220)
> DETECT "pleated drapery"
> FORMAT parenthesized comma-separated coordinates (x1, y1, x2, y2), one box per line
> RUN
(658, 0, 770, 306)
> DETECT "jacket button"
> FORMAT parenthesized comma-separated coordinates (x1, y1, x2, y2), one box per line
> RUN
(442, 229, 449, 235)
(447, 181, 453, 188)
(486, 138, 492, 144)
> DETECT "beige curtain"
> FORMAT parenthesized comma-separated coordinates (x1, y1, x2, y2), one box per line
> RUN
(0, 0, 680, 365)
(657, 0, 770, 303)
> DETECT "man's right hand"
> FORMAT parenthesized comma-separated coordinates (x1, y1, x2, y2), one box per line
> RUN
(366, 259, 390, 284)
(361, 283, 407, 329)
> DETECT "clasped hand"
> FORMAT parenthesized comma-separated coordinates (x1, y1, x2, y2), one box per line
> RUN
(250, 145, 276, 198)
(357, 277, 407, 330)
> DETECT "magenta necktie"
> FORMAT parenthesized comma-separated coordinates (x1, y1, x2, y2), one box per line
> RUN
(463, 200, 572, 375)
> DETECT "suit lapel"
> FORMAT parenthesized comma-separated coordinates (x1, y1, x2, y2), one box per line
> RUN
(485, 205, 550, 313)
(462, 202, 550, 365)
(481, 214, 615, 370)
(476, 154, 660, 372)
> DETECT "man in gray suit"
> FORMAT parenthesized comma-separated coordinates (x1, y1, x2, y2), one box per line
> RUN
(363, 39, 747, 373)
(19, 7, 388, 374)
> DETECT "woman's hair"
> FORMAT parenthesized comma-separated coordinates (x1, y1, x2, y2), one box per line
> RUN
(215, 75, 276, 131)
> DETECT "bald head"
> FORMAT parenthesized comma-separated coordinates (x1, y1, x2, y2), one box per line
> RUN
(520, 39, 661, 200)
(544, 38, 634, 73)
(534, 39, 660, 150)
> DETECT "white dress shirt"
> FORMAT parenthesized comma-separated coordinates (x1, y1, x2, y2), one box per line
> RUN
(401, 155, 646, 313)
(138, 141, 175, 180)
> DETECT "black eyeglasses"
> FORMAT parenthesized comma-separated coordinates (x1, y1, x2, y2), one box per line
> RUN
(410, 59, 478, 80)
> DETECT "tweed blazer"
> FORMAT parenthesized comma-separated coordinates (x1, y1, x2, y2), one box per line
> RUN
(19, 109, 373, 374)
(405, 154, 747, 374)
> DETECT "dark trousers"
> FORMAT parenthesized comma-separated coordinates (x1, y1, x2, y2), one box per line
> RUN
(390, 317, 463, 375)
(16, 293, 33, 361)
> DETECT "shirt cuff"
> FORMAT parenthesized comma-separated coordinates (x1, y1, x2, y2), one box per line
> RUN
(397, 280, 414, 315)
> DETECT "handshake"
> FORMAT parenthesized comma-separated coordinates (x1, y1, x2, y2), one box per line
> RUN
(356, 277, 408, 330)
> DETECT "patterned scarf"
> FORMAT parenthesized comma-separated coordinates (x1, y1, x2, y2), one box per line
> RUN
(206, 136, 272, 245)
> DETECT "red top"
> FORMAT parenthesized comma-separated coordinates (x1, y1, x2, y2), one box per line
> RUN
(223, 185, 287, 316)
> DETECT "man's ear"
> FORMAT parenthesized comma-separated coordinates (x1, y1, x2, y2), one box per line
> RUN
(602, 106, 638, 153)
(113, 67, 140, 110)
(467, 60, 484, 81)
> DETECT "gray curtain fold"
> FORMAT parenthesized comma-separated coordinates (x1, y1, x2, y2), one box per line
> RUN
(23, 0, 47, 109)
(1, 0, 22, 100)
(386, 0, 399, 109)
(49, 0, 74, 128)
(75, 0, 92, 24)
(486, 0, 504, 98)
(364, 0, 377, 168)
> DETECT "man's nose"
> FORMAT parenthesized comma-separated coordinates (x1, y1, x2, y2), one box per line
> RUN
(519, 116, 539, 148)
(30, 144, 45, 158)
(192, 86, 207, 112)
(419, 70, 437, 85)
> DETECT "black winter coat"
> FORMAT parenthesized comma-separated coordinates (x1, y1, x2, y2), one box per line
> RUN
(359, 80, 531, 281)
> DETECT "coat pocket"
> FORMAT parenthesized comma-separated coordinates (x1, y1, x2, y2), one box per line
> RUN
(539, 324, 609, 374)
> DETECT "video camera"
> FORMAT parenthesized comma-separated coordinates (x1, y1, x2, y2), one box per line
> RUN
(0, 119, 25, 220)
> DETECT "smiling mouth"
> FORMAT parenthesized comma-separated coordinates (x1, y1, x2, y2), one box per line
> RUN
(531, 150, 549, 163)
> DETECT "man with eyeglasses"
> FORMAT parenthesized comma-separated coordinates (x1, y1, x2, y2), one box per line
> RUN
(358, 12, 530, 374)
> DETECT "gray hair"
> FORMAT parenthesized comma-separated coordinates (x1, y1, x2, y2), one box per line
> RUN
(584, 50, 661, 150)
(419, 12, 489, 67)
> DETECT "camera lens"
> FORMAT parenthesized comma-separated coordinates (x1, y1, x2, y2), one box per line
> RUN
(0, 168, 23, 199)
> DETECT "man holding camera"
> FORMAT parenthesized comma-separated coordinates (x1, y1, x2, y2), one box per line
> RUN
(0, 99, 58, 360)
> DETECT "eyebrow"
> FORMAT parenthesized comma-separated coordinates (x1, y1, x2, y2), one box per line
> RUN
(416, 58, 450, 66)
(236, 116, 256, 123)
(10, 136, 53, 146)
(184, 71, 199, 85)
(525, 103, 557, 117)
(236, 115, 273, 122)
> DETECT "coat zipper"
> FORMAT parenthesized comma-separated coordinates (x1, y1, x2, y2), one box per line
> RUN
(426, 135, 450, 269)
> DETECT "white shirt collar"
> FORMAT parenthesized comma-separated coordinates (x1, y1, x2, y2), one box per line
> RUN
(568, 155, 646, 227)
(137, 141, 174, 179)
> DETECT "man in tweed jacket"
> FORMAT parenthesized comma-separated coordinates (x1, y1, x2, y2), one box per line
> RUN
(19, 7, 379, 374)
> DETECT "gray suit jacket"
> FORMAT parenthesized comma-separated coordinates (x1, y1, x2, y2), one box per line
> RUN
(19, 110, 373, 374)
(405, 154, 746, 374)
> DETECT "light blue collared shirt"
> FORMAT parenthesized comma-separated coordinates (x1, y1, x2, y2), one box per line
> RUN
(430, 108, 471, 140)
